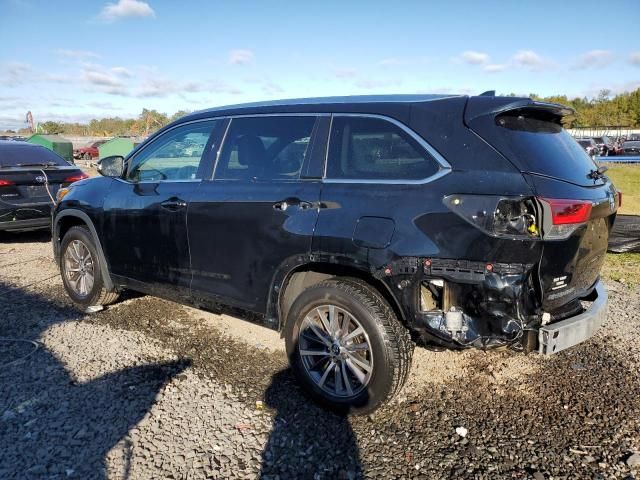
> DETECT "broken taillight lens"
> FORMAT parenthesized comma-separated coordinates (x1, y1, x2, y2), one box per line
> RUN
(443, 195, 540, 240)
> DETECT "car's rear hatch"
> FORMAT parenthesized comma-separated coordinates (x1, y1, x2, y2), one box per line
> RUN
(0, 166, 82, 207)
(0, 142, 87, 221)
(465, 97, 618, 313)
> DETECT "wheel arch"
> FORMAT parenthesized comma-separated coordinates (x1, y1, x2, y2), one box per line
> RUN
(272, 260, 407, 334)
(53, 209, 114, 291)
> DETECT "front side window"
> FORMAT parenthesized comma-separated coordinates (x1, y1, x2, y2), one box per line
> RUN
(215, 116, 316, 181)
(326, 116, 440, 181)
(127, 120, 218, 182)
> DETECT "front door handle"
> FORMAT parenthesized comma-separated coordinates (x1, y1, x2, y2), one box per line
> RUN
(160, 198, 187, 210)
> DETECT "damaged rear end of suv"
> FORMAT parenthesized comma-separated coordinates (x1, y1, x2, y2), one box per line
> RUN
(403, 96, 617, 356)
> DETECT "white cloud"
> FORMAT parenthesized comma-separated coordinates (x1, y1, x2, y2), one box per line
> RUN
(228, 49, 254, 65)
(461, 50, 490, 65)
(99, 0, 155, 22)
(512, 50, 547, 70)
(630, 52, 640, 67)
(111, 66, 132, 77)
(573, 50, 614, 69)
(483, 64, 507, 73)
(55, 49, 100, 59)
(0, 62, 32, 86)
(84, 69, 124, 88)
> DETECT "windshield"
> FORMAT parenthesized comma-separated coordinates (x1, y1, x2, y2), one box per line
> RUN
(0, 144, 69, 167)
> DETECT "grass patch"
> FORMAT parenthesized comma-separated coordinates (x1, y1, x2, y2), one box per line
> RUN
(604, 164, 640, 216)
(602, 252, 640, 286)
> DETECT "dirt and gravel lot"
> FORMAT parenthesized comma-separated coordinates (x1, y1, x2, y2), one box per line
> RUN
(1, 231, 640, 480)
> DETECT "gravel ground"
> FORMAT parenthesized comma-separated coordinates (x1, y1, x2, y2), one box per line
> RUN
(1, 231, 639, 479)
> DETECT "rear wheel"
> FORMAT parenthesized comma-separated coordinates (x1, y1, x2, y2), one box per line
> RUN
(60, 226, 119, 309)
(284, 278, 413, 414)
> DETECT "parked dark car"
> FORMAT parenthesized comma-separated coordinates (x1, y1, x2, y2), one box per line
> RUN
(52, 95, 619, 413)
(0, 141, 88, 232)
(621, 140, 640, 155)
(74, 140, 107, 160)
(592, 135, 615, 156)
(576, 138, 599, 157)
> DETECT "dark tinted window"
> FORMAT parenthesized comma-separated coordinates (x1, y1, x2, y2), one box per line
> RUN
(128, 121, 218, 182)
(474, 111, 601, 186)
(0, 143, 69, 167)
(326, 116, 439, 180)
(215, 116, 315, 181)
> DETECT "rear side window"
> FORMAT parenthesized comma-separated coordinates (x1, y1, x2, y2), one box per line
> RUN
(215, 116, 316, 181)
(326, 116, 439, 181)
(481, 110, 600, 186)
(0, 144, 68, 167)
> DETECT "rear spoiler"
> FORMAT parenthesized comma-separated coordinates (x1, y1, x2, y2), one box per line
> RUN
(464, 96, 575, 124)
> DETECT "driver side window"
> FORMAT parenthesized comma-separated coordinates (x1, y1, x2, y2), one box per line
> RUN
(128, 120, 218, 182)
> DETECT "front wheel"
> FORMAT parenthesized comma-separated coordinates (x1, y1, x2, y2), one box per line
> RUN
(284, 278, 413, 414)
(60, 226, 119, 309)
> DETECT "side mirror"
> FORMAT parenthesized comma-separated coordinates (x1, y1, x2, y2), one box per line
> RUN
(97, 155, 125, 177)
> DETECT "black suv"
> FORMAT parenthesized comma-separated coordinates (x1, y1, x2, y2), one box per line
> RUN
(53, 95, 618, 413)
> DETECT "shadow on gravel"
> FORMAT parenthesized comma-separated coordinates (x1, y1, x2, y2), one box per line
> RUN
(0, 229, 51, 244)
(261, 369, 362, 480)
(0, 281, 190, 479)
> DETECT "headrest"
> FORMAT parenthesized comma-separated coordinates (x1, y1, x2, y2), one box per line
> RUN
(237, 135, 265, 167)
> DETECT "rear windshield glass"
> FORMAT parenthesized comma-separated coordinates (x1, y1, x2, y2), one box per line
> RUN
(473, 110, 600, 186)
(0, 143, 69, 167)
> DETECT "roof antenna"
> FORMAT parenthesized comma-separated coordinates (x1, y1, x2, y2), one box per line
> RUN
(479, 90, 495, 96)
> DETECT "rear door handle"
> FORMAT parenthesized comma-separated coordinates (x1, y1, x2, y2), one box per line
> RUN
(160, 198, 187, 210)
(273, 198, 313, 212)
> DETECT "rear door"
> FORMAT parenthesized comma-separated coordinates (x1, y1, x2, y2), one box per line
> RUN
(187, 115, 323, 313)
(101, 120, 223, 299)
(466, 101, 619, 311)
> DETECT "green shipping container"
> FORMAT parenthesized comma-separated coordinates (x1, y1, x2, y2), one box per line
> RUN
(27, 134, 74, 163)
(98, 137, 139, 160)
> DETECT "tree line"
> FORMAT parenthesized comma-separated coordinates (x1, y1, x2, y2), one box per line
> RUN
(12, 88, 640, 137)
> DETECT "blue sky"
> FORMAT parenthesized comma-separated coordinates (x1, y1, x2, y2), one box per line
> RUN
(0, 0, 639, 129)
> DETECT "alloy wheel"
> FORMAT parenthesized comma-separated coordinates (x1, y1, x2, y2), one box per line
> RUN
(298, 305, 374, 398)
(63, 240, 95, 298)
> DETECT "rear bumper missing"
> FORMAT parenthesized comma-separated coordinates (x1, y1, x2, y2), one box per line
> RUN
(538, 280, 607, 355)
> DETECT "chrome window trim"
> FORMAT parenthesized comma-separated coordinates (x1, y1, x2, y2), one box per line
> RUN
(126, 112, 450, 185)
(322, 113, 452, 185)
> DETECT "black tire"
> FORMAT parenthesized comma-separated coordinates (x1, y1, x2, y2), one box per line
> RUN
(59, 225, 119, 309)
(284, 277, 413, 414)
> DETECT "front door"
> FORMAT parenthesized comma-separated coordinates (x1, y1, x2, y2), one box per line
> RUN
(188, 115, 323, 314)
(101, 119, 223, 298)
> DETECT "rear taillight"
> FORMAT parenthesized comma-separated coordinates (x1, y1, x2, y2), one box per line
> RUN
(443, 195, 540, 240)
(0, 179, 15, 187)
(444, 194, 593, 241)
(64, 173, 89, 183)
(540, 198, 592, 225)
(618, 191, 623, 207)
(537, 198, 592, 240)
